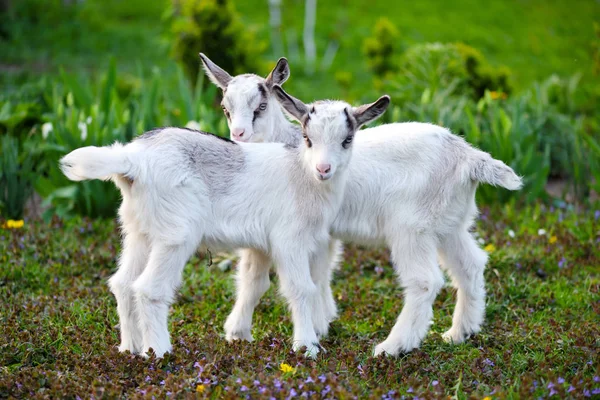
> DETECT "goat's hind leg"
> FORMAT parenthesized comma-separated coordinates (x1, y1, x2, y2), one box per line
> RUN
(224, 248, 271, 342)
(374, 234, 444, 357)
(438, 231, 487, 344)
(132, 240, 196, 357)
(108, 228, 149, 354)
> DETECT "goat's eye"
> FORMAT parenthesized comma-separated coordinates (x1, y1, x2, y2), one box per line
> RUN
(221, 105, 230, 118)
(342, 135, 353, 148)
(303, 134, 312, 148)
(258, 103, 267, 111)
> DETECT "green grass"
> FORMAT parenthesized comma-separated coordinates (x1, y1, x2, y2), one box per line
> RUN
(1, 0, 599, 100)
(1, 204, 599, 398)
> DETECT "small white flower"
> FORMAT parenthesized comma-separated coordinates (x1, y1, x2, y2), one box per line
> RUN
(86, 116, 92, 124)
(508, 229, 515, 238)
(185, 121, 201, 131)
(477, 238, 485, 245)
(41, 122, 53, 139)
(78, 121, 88, 141)
(538, 229, 546, 236)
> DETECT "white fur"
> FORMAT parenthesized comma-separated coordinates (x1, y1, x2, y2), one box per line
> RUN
(60, 105, 367, 358)
(211, 70, 522, 356)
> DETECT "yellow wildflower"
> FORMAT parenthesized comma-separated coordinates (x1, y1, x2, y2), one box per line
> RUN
(2, 219, 24, 229)
(279, 363, 296, 374)
(484, 244, 496, 253)
(489, 91, 507, 100)
(549, 236, 557, 244)
(196, 384, 205, 393)
(483, 397, 492, 400)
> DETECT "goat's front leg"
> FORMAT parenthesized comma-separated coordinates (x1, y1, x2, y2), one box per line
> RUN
(132, 241, 195, 358)
(224, 248, 271, 342)
(273, 247, 320, 358)
(309, 239, 342, 338)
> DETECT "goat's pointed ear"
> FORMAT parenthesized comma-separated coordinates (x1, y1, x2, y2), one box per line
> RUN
(265, 57, 290, 88)
(199, 53, 232, 90)
(352, 95, 391, 128)
(272, 85, 308, 122)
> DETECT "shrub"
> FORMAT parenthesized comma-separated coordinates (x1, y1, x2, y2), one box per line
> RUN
(384, 42, 512, 102)
(169, 0, 264, 85)
(0, 135, 39, 219)
(362, 17, 400, 78)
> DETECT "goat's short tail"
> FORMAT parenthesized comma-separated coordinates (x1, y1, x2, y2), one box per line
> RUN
(469, 154, 523, 190)
(60, 144, 130, 181)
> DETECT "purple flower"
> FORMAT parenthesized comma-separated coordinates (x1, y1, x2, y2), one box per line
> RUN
(159, 380, 165, 386)
(484, 358, 495, 367)
(594, 376, 600, 382)
(301, 392, 308, 398)
(558, 258, 566, 268)
(166, 392, 172, 397)
(592, 388, 600, 395)
(259, 386, 267, 394)
(595, 210, 600, 220)
(534, 380, 539, 388)
(567, 385, 575, 393)
(432, 380, 438, 386)
(547, 382, 555, 389)
(557, 377, 565, 384)
(288, 388, 297, 398)
(318, 375, 327, 383)
(236, 378, 242, 384)
(145, 376, 151, 382)
(584, 389, 591, 397)
(407, 387, 413, 393)
(254, 380, 261, 386)
(549, 388, 557, 396)
(305, 377, 315, 384)
(375, 265, 384, 275)
(274, 379, 282, 389)
(240, 386, 248, 392)
(322, 385, 331, 395)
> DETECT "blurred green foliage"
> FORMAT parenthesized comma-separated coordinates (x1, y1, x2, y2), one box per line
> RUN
(0, 0, 598, 219)
(362, 17, 400, 78)
(169, 0, 264, 84)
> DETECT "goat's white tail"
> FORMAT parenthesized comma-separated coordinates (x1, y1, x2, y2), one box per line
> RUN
(60, 144, 131, 181)
(469, 154, 523, 190)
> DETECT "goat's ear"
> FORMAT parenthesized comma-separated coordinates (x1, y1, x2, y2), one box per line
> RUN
(272, 85, 308, 122)
(199, 53, 232, 90)
(352, 95, 391, 128)
(265, 58, 290, 88)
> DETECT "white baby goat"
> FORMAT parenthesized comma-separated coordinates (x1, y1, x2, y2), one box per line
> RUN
(59, 85, 391, 358)
(200, 54, 523, 357)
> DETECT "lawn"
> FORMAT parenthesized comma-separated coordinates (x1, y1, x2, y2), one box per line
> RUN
(1, 203, 599, 398)
(1, 0, 599, 99)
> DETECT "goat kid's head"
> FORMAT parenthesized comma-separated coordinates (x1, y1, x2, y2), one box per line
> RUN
(199, 53, 289, 143)
(272, 85, 391, 182)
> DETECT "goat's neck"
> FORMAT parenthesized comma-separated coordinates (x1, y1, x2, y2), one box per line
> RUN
(269, 109, 302, 147)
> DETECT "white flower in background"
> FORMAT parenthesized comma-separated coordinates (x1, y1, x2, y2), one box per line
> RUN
(508, 229, 515, 238)
(477, 238, 485, 245)
(86, 116, 92, 124)
(538, 229, 547, 236)
(78, 121, 88, 141)
(41, 122, 53, 139)
(185, 121, 201, 131)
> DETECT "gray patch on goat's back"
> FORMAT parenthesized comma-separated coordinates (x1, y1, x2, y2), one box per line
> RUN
(179, 137, 246, 198)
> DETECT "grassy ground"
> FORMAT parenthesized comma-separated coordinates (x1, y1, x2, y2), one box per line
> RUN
(1, 203, 599, 398)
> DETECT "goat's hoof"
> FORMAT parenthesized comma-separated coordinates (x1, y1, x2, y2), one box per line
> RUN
(225, 330, 253, 342)
(293, 341, 320, 359)
(442, 327, 475, 344)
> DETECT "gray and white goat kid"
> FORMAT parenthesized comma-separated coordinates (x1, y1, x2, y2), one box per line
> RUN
(199, 53, 345, 342)
(59, 86, 390, 358)
(201, 54, 523, 357)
